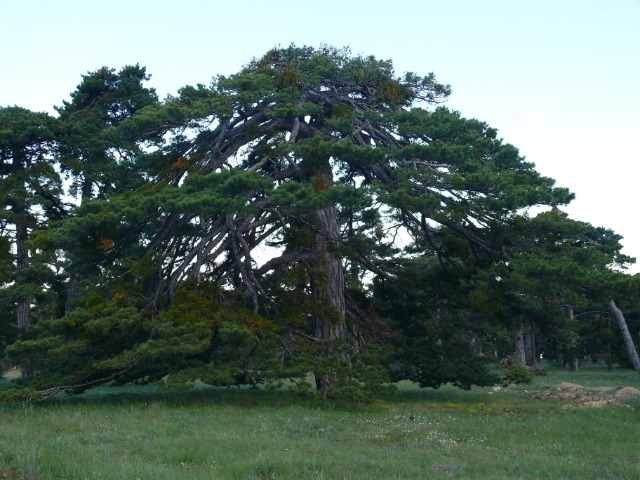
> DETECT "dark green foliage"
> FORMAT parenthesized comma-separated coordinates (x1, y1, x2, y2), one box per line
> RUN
(372, 258, 500, 390)
(494, 210, 634, 368)
(500, 356, 535, 385)
(0, 386, 43, 405)
(55, 65, 159, 200)
(0, 107, 63, 357)
(1, 45, 636, 401)
(5, 279, 281, 394)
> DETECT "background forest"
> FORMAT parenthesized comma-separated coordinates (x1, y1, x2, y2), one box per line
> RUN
(1, 45, 639, 401)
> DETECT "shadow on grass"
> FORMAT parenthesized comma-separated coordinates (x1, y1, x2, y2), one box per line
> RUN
(4, 362, 639, 412)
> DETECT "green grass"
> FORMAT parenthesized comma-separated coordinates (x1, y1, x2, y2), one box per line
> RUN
(1, 364, 640, 479)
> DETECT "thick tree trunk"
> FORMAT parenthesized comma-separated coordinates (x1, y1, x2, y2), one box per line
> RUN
(15, 208, 33, 376)
(65, 275, 80, 313)
(607, 315, 613, 372)
(556, 346, 565, 369)
(305, 157, 347, 399)
(312, 204, 346, 342)
(514, 326, 526, 366)
(524, 333, 536, 366)
(15, 213, 30, 322)
(312, 204, 347, 399)
(566, 305, 579, 372)
(608, 299, 640, 372)
(569, 358, 579, 372)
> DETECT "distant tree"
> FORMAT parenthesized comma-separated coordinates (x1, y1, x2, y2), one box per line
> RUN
(0, 107, 62, 374)
(54, 65, 160, 311)
(496, 209, 633, 369)
(55, 65, 159, 200)
(608, 299, 640, 372)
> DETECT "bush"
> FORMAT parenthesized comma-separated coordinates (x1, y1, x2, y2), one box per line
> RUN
(500, 356, 535, 385)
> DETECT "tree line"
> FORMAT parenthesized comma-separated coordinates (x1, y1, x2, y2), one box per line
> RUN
(1, 45, 638, 401)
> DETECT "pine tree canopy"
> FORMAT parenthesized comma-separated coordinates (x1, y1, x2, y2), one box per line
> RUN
(0, 45, 635, 401)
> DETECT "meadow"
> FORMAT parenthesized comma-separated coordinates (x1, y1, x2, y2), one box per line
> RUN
(1, 364, 639, 479)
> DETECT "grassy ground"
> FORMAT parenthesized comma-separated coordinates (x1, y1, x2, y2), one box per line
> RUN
(1, 364, 639, 479)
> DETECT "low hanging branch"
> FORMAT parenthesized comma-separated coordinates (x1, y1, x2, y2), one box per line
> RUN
(608, 299, 640, 372)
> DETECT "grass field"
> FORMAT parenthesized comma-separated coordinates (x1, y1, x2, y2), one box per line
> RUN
(1, 364, 639, 479)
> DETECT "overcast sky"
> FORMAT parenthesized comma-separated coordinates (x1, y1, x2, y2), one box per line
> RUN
(2, 0, 639, 271)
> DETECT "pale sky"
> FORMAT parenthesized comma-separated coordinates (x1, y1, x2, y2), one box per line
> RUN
(2, 0, 639, 271)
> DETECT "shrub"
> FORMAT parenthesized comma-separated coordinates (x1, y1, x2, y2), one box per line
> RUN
(500, 356, 535, 385)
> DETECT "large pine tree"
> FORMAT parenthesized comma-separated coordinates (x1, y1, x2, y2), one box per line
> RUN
(9, 46, 627, 400)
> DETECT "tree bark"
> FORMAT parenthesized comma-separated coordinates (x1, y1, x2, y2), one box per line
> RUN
(16, 215, 30, 332)
(312, 204, 346, 342)
(569, 358, 579, 372)
(555, 346, 565, 369)
(608, 299, 640, 372)
(65, 275, 80, 314)
(514, 326, 526, 366)
(524, 333, 536, 366)
(15, 205, 33, 376)
(566, 305, 579, 372)
(607, 314, 613, 372)
(312, 205, 347, 399)
(305, 156, 347, 399)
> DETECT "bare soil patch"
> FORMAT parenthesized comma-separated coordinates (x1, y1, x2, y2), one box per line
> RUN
(523, 382, 640, 407)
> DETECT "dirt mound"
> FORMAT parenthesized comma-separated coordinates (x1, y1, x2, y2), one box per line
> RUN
(615, 386, 640, 397)
(523, 383, 640, 407)
(555, 382, 583, 392)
